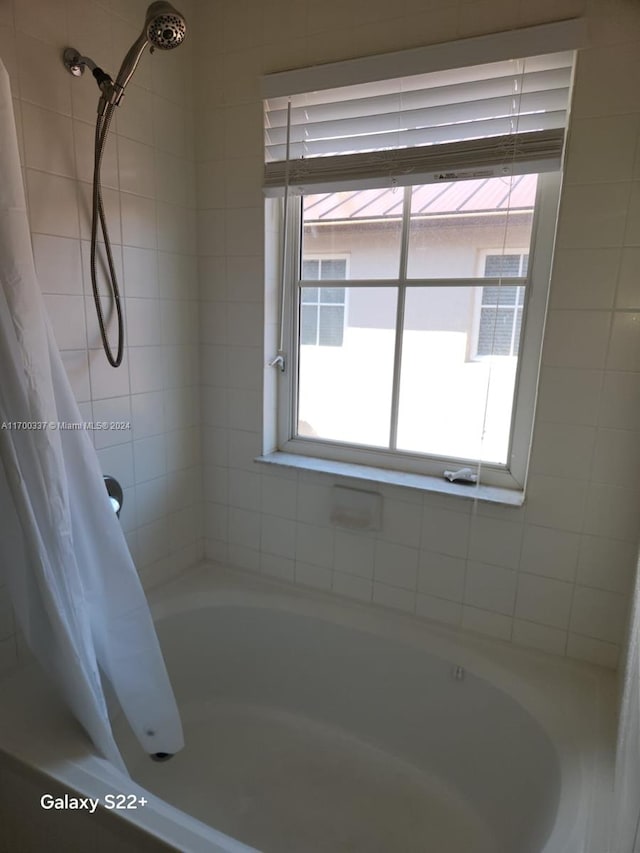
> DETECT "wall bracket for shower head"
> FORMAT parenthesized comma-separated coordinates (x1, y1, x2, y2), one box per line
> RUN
(62, 2, 186, 108)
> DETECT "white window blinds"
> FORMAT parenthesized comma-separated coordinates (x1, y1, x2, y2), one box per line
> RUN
(263, 33, 580, 195)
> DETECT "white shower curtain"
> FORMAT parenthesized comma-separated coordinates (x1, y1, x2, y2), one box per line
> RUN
(613, 554, 640, 853)
(0, 59, 183, 772)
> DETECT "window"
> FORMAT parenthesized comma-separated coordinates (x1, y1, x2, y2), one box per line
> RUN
(263, 25, 581, 493)
(291, 174, 555, 477)
(475, 252, 529, 358)
(300, 258, 347, 347)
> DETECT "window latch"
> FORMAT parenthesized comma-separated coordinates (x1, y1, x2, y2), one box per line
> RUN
(269, 353, 286, 372)
(443, 467, 478, 484)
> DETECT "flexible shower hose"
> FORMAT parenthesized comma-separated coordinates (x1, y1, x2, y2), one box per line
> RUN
(90, 100, 124, 368)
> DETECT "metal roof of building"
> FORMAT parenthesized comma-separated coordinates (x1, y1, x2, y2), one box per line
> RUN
(304, 173, 537, 221)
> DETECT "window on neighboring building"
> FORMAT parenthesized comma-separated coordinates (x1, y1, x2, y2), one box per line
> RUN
(475, 252, 529, 358)
(263, 28, 580, 491)
(300, 258, 347, 347)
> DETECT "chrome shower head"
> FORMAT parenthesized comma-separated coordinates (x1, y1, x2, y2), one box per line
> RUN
(108, 1, 186, 102)
(63, 1, 187, 108)
(145, 1, 187, 50)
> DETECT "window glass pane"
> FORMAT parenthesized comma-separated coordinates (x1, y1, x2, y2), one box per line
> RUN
(397, 287, 518, 464)
(407, 175, 537, 279)
(302, 259, 319, 280)
(320, 287, 345, 304)
(321, 259, 347, 279)
(318, 306, 345, 346)
(300, 304, 318, 345)
(303, 191, 402, 280)
(298, 287, 397, 446)
(301, 286, 319, 303)
(484, 254, 522, 277)
(477, 307, 515, 356)
(481, 285, 518, 305)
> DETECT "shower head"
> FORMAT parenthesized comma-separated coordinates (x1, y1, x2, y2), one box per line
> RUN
(63, 1, 187, 108)
(145, 1, 187, 50)
(111, 1, 187, 102)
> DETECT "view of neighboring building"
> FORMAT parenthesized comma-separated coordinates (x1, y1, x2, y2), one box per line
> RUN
(297, 174, 537, 466)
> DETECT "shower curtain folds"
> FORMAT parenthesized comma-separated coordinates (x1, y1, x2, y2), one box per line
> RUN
(0, 59, 183, 772)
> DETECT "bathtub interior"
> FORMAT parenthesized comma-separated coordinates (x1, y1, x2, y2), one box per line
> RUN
(115, 604, 563, 853)
(0, 565, 614, 853)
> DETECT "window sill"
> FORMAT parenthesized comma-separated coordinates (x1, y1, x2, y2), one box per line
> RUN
(255, 451, 525, 507)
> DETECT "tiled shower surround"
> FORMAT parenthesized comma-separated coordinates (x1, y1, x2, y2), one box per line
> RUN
(0, 0, 639, 673)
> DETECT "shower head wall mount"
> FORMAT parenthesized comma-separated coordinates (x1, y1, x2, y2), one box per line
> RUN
(62, 1, 186, 108)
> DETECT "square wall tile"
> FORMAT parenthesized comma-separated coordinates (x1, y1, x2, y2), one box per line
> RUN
(555, 182, 629, 249)
(260, 473, 298, 519)
(374, 541, 418, 591)
(418, 551, 466, 602)
(584, 483, 640, 541)
(461, 606, 512, 641)
(599, 372, 640, 430)
(550, 248, 620, 310)
(334, 530, 375, 579)
(515, 574, 573, 630)
(379, 499, 422, 548)
(229, 507, 261, 550)
(296, 481, 332, 526)
(468, 516, 523, 570)
(525, 475, 587, 533)
(373, 582, 415, 614)
(92, 396, 132, 449)
(123, 246, 159, 299)
(607, 312, 640, 371)
(33, 235, 83, 295)
(133, 433, 167, 483)
(295, 522, 334, 568)
(420, 506, 470, 558)
(577, 535, 637, 594)
(295, 561, 332, 591)
(529, 422, 596, 480)
(616, 249, 640, 310)
(570, 586, 628, 644)
(260, 553, 294, 582)
(519, 525, 579, 583)
(228, 543, 260, 572)
(43, 294, 86, 350)
(542, 311, 611, 370)
(464, 561, 517, 616)
(332, 572, 372, 603)
(261, 514, 296, 559)
(536, 367, 602, 426)
(564, 116, 639, 186)
(591, 428, 640, 488)
(131, 391, 165, 440)
(228, 469, 261, 511)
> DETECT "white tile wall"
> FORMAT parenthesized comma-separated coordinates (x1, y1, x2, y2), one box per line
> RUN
(0, 0, 202, 676)
(196, 0, 640, 670)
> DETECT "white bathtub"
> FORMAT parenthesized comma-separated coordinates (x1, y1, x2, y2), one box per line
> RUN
(0, 562, 616, 853)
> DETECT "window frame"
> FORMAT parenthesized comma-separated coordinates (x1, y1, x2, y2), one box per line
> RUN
(276, 172, 561, 494)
